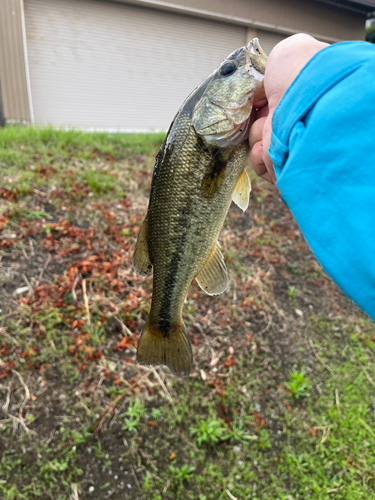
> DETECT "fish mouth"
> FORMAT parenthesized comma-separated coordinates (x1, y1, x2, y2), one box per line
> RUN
(244, 37, 267, 81)
(245, 37, 267, 59)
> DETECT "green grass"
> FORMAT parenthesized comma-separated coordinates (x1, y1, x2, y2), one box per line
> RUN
(285, 367, 311, 399)
(85, 171, 119, 194)
(0, 125, 165, 197)
(121, 399, 147, 432)
(190, 418, 230, 446)
(168, 464, 196, 492)
(0, 125, 165, 165)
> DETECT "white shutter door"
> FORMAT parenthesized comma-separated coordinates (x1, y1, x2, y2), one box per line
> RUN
(257, 29, 288, 55)
(24, 0, 246, 130)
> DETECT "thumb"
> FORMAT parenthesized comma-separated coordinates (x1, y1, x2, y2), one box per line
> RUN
(261, 108, 277, 183)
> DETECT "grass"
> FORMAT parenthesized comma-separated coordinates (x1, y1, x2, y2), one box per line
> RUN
(190, 418, 230, 446)
(0, 125, 165, 166)
(168, 464, 196, 491)
(121, 399, 147, 433)
(1, 126, 375, 499)
(285, 367, 311, 399)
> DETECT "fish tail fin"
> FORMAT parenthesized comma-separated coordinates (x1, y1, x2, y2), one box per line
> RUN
(137, 317, 192, 377)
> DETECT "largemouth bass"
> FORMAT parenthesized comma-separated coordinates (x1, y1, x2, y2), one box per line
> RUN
(133, 38, 267, 376)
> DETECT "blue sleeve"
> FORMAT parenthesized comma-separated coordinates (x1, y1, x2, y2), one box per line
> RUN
(269, 41, 375, 321)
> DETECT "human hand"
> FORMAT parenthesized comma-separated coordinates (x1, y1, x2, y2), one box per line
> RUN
(249, 34, 329, 184)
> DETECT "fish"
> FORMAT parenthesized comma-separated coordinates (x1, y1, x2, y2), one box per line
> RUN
(133, 38, 267, 376)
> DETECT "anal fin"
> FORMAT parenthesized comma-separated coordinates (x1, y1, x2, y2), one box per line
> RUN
(195, 242, 228, 296)
(132, 217, 152, 277)
(232, 168, 251, 211)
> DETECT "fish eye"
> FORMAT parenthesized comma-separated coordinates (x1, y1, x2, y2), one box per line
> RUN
(220, 62, 237, 76)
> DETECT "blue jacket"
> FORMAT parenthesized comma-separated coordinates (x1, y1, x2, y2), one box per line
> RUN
(269, 41, 375, 321)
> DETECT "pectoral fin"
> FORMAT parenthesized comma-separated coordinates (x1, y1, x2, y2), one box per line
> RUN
(200, 150, 227, 199)
(232, 168, 251, 212)
(195, 242, 228, 295)
(132, 218, 153, 277)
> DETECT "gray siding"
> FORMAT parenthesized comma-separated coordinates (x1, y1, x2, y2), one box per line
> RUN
(116, 0, 366, 41)
(256, 30, 288, 55)
(2, 0, 367, 127)
(0, 0, 31, 122)
(24, 0, 245, 130)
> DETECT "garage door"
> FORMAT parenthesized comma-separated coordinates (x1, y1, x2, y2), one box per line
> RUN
(24, 0, 246, 131)
(257, 29, 288, 55)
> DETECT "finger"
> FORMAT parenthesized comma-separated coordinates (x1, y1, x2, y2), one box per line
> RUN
(259, 170, 275, 184)
(250, 143, 275, 185)
(250, 141, 276, 185)
(253, 97, 268, 109)
(260, 112, 276, 181)
(256, 103, 269, 120)
(249, 116, 267, 149)
(250, 141, 267, 177)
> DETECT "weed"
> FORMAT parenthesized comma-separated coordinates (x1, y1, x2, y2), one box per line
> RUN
(228, 419, 258, 444)
(121, 398, 146, 433)
(142, 472, 153, 492)
(95, 440, 103, 459)
(72, 428, 89, 445)
(0, 484, 27, 500)
(84, 323, 105, 344)
(285, 367, 311, 399)
(287, 286, 296, 297)
(151, 408, 163, 421)
(168, 464, 195, 489)
(258, 428, 272, 450)
(24, 210, 49, 220)
(288, 262, 299, 274)
(190, 418, 230, 446)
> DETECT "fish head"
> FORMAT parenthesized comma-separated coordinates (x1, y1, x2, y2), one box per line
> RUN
(192, 38, 267, 147)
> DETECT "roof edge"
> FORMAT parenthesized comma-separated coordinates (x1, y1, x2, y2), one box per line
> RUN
(111, 0, 345, 43)
(316, 0, 375, 14)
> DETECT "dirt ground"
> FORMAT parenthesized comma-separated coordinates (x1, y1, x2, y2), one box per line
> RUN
(1, 128, 375, 500)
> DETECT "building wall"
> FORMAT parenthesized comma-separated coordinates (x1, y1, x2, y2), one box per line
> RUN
(1, 0, 367, 126)
(24, 0, 246, 130)
(116, 0, 367, 42)
(0, 0, 31, 122)
(256, 30, 289, 55)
